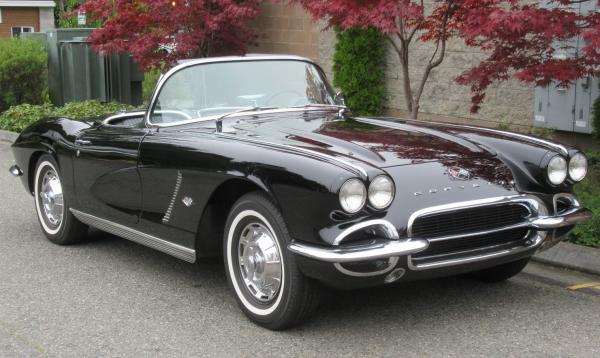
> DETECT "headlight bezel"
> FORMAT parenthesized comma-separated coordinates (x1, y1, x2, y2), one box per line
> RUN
(568, 152, 588, 182)
(546, 155, 568, 186)
(339, 178, 367, 214)
(368, 175, 395, 210)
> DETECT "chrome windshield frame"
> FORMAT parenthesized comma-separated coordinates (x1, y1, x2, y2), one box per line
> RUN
(144, 55, 334, 129)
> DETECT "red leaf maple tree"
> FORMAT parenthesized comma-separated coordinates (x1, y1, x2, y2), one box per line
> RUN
(290, 0, 600, 117)
(77, 0, 262, 71)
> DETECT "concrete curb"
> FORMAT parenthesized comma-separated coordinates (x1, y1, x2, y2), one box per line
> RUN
(533, 242, 600, 277)
(0, 130, 18, 143)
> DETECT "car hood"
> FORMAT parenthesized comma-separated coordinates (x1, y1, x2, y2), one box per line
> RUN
(225, 111, 495, 168)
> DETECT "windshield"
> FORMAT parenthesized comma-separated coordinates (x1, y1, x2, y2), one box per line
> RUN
(150, 60, 337, 125)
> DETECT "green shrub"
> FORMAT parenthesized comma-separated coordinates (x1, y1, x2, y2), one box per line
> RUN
(0, 39, 48, 112)
(143, 67, 163, 104)
(570, 151, 600, 248)
(592, 81, 600, 139)
(333, 27, 386, 116)
(0, 100, 136, 133)
(0, 103, 53, 132)
(53, 100, 135, 119)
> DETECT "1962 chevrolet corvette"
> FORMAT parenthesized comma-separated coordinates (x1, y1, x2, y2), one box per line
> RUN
(9, 55, 592, 329)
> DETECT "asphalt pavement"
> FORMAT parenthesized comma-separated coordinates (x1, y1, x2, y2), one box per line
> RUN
(1, 139, 600, 357)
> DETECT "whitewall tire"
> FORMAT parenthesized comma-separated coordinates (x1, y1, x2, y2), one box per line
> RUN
(33, 155, 88, 245)
(223, 192, 321, 330)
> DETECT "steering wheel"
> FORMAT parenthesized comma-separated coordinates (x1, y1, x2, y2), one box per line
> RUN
(264, 90, 305, 106)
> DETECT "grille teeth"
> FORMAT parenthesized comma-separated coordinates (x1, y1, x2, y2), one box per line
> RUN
(411, 203, 530, 239)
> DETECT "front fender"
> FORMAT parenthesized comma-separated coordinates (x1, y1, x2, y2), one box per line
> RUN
(11, 117, 92, 195)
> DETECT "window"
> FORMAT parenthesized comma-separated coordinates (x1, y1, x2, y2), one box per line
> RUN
(11, 26, 34, 38)
(0, 9, 3, 24)
(150, 60, 336, 125)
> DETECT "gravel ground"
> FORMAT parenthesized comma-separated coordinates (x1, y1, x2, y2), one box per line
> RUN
(1, 139, 599, 357)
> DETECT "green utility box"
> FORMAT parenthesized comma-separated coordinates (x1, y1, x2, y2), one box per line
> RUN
(44, 29, 143, 106)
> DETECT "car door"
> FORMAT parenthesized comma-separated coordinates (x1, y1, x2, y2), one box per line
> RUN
(137, 127, 221, 250)
(73, 122, 148, 225)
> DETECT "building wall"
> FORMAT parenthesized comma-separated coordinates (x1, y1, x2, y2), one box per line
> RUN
(248, 2, 320, 61)
(232, 1, 535, 130)
(0, 7, 40, 38)
(319, 28, 535, 128)
(38, 7, 54, 33)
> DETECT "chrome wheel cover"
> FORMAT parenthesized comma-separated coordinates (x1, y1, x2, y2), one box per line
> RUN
(237, 222, 282, 303)
(39, 168, 64, 228)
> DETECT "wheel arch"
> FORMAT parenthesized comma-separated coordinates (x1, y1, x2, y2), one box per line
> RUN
(194, 177, 279, 256)
(27, 150, 58, 194)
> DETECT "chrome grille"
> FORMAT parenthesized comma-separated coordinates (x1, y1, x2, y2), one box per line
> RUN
(412, 228, 530, 259)
(411, 203, 530, 239)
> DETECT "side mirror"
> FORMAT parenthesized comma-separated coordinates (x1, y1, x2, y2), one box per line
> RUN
(334, 91, 346, 106)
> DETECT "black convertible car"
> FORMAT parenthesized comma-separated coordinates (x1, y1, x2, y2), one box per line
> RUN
(9, 55, 592, 329)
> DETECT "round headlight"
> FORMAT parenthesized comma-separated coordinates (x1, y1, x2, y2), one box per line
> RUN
(568, 152, 588, 182)
(339, 179, 366, 214)
(368, 175, 395, 209)
(547, 155, 568, 185)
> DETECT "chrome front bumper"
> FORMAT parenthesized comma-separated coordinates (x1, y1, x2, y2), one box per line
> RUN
(288, 199, 592, 265)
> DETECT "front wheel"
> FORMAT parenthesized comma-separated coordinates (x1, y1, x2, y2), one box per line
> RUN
(223, 192, 321, 330)
(34, 155, 88, 245)
(469, 258, 530, 283)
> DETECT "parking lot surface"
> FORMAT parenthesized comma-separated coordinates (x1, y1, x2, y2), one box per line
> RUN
(1, 140, 599, 357)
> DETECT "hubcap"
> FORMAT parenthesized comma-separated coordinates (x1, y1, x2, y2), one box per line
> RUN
(39, 169, 63, 228)
(237, 222, 282, 302)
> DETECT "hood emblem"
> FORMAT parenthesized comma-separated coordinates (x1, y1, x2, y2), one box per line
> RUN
(448, 167, 472, 181)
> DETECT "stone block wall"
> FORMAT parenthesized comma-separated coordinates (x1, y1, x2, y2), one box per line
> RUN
(251, 2, 534, 128)
(248, 2, 320, 61)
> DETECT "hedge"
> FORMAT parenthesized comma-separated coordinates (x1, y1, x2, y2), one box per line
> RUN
(592, 81, 600, 138)
(0, 39, 48, 112)
(333, 27, 386, 116)
(0, 100, 136, 133)
(570, 151, 600, 248)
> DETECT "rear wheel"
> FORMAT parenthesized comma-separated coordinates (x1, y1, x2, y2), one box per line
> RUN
(223, 192, 321, 330)
(469, 258, 530, 283)
(34, 155, 88, 245)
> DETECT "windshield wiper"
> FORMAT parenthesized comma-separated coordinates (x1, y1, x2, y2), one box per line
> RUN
(289, 103, 349, 117)
(215, 106, 278, 132)
(290, 103, 347, 109)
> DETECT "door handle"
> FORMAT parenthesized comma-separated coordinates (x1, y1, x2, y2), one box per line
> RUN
(75, 139, 91, 146)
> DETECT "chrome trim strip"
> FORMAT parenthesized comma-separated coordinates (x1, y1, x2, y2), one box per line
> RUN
(287, 239, 428, 263)
(217, 133, 369, 178)
(102, 111, 146, 125)
(529, 207, 592, 230)
(162, 171, 182, 224)
(333, 257, 399, 277)
(70, 209, 196, 263)
(408, 234, 544, 270)
(333, 219, 399, 245)
(553, 193, 580, 213)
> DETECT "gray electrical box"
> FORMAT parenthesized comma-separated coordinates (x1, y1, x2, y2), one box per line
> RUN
(534, 1, 598, 134)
